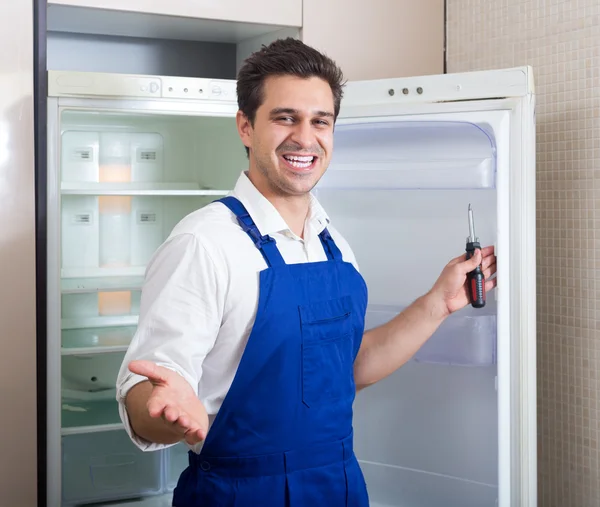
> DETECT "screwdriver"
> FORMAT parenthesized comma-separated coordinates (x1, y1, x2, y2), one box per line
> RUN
(466, 204, 486, 308)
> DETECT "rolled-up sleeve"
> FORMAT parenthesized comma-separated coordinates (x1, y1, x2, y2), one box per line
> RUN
(116, 232, 223, 451)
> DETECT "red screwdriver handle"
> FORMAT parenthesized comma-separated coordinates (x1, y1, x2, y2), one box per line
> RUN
(466, 241, 486, 308)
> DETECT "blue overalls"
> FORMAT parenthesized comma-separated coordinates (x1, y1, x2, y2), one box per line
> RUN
(172, 196, 370, 507)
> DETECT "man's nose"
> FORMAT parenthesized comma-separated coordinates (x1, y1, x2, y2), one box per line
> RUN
(289, 120, 314, 149)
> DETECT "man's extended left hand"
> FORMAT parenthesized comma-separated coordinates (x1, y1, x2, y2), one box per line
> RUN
(427, 245, 497, 317)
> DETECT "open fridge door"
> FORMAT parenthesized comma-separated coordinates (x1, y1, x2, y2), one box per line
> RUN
(313, 67, 536, 507)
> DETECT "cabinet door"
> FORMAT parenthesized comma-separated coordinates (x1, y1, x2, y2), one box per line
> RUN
(48, 0, 302, 28)
(302, 0, 444, 81)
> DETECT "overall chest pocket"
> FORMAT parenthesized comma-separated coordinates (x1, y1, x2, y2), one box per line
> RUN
(299, 296, 355, 408)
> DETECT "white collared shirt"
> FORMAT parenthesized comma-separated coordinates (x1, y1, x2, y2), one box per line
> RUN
(116, 171, 359, 452)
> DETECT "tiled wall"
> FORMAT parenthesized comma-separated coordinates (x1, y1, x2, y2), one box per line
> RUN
(446, 1, 600, 506)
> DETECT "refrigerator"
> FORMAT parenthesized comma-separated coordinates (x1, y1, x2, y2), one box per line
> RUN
(45, 66, 537, 507)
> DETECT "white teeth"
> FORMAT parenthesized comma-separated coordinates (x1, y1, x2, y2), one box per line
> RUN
(284, 155, 314, 162)
(283, 155, 315, 169)
(289, 160, 311, 168)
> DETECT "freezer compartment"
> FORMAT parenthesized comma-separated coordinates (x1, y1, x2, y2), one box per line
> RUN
(318, 120, 496, 190)
(62, 430, 163, 506)
(360, 461, 498, 507)
(61, 195, 215, 277)
(364, 304, 497, 366)
(60, 111, 245, 191)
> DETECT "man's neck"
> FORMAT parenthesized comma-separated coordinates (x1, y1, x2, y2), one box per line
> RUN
(247, 171, 310, 238)
(269, 194, 310, 239)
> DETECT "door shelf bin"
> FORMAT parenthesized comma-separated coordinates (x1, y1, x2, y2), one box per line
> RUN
(62, 430, 164, 506)
(365, 304, 497, 366)
(316, 120, 497, 190)
(317, 159, 494, 190)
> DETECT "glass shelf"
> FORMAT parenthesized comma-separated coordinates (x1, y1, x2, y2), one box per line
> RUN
(365, 303, 497, 366)
(61, 181, 230, 196)
(62, 325, 137, 354)
(61, 399, 122, 433)
(62, 315, 138, 330)
(61, 276, 145, 294)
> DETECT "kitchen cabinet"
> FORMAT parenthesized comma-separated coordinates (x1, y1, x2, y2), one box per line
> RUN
(301, 0, 444, 81)
(46, 0, 302, 76)
(47, 0, 302, 28)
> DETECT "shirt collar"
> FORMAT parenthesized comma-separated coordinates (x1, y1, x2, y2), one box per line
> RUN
(230, 171, 331, 237)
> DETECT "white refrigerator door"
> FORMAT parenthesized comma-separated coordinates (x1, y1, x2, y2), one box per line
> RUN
(313, 67, 536, 507)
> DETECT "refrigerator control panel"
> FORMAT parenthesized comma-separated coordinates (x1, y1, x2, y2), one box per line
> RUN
(48, 71, 238, 103)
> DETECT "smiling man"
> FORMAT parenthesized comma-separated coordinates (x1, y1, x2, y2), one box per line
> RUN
(116, 38, 497, 507)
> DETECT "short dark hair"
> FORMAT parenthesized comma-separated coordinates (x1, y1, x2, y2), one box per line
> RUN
(236, 38, 346, 155)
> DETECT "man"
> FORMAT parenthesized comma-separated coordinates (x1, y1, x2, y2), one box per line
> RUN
(116, 38, 497, 506)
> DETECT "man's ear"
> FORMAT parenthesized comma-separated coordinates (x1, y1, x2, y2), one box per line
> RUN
(236, 110, 252, 152)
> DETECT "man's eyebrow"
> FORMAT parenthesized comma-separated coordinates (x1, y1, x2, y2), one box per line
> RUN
(270, 107, 334, 118)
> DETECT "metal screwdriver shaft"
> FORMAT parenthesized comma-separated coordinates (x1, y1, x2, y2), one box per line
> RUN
(468, 204, 475, 243)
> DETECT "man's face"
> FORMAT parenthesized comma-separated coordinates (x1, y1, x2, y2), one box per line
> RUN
(237, 75, 335, 197)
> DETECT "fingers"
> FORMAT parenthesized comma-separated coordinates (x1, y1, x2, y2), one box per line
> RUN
(162, 405, 181, 424)
(128, 360, 172, 385)
(172, 413, 207, 444)
(479, 245, 495, 258)
(480, 252, 495, 270)
(448, 252, 468, 266)
(462, 249, 483, 272)
(483, 261, 496, 280)
(147, 399, 207, 444)
(183, 427, 208, 445)
(485, 277, 497, 291)
(448, 245, 495, 267)
(147, 394, 169, 418)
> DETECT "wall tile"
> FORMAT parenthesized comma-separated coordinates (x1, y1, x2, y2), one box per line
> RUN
(447, 1, 600, 506)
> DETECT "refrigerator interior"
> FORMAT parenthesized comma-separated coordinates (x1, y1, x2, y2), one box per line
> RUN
(53, 106, 506, 506)
(55, 107, 248, 505)
(313, 116, 502, 507)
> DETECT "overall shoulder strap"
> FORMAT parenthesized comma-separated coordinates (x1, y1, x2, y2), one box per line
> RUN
(216, 196, 286, 268)
(319, 228, 343, 261)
